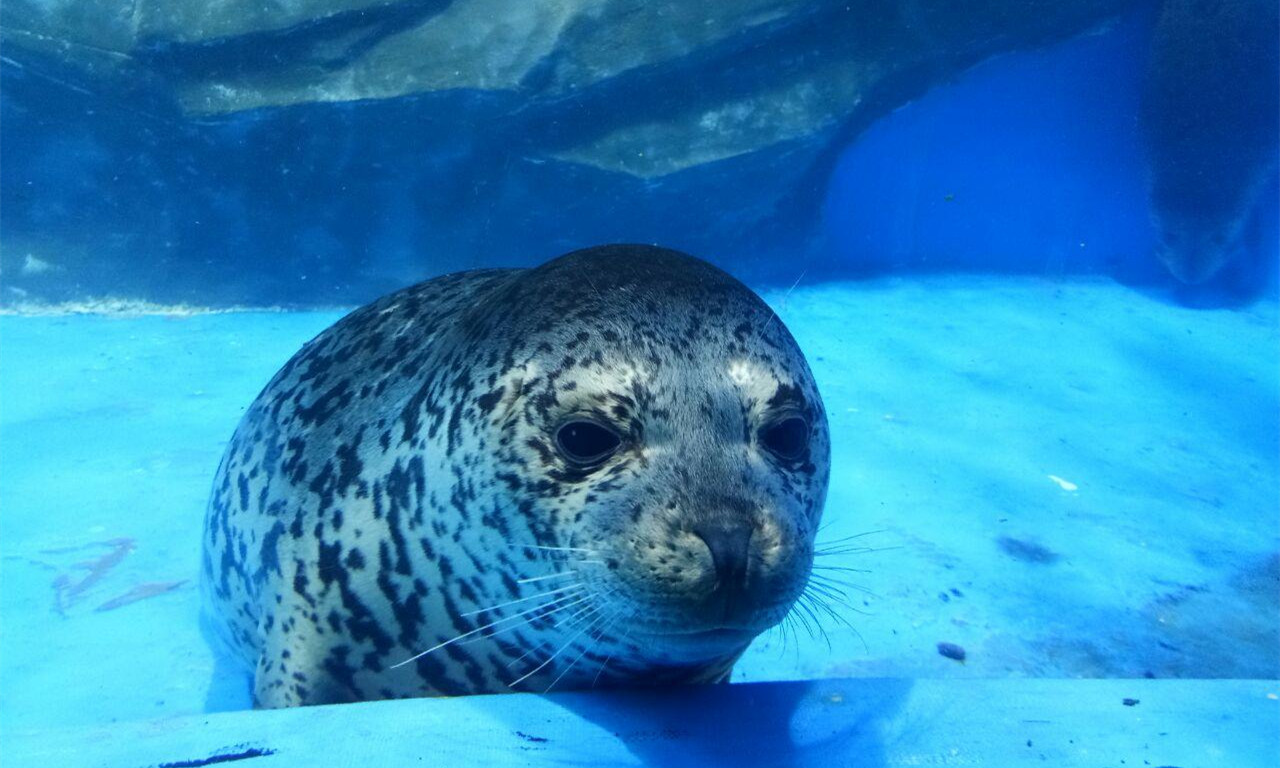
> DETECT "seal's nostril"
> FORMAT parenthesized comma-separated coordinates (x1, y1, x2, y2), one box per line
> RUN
(693, 522, 753, 594)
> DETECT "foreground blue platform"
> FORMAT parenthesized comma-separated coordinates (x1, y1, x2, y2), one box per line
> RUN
(7, 678, 1276, 767)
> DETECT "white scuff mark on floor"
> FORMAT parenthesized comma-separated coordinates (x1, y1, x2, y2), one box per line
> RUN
(1047, 474, 1078, 491)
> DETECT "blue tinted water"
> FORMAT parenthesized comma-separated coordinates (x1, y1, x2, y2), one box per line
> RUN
(1, 4, 1277, 767)
(2, 276, 1277, 761)
(823, 13, 1158, 279)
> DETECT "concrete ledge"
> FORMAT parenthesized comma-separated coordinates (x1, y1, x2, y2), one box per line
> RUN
(6, 678, 1277, 767)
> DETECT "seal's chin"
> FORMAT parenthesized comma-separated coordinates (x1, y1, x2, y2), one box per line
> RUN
(644, 626, 758, 643)
(631, 625, 760, 663)
(613, 589, 800, 664)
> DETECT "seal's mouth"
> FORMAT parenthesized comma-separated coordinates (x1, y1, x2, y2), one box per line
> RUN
(620, 594, 797, 645)
(629, 622, 765, 655)
(642, 626, 756, 641)
(628, 625, 759, 662)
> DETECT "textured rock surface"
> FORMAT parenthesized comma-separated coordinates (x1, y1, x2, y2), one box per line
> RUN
(3, 1, 1137, 177)
(2, 0, 1273, 306)
(1141, 0, 1279, 286)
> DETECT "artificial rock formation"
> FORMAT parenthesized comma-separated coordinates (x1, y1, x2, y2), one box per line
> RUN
(1, 0, 1272, 306)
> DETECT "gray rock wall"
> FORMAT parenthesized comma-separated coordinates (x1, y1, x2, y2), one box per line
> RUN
(1142, 0, 1279, 286)
(2, 0, 1272, 307)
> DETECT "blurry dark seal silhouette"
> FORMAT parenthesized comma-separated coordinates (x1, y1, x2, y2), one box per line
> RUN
(202, 244, 830, 708)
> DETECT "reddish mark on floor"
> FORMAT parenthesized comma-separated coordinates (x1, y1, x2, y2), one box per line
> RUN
(96, 580, 188, 612)
(53, 538, 136, 611)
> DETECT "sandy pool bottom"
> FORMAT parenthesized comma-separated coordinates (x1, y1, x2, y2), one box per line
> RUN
(1, 275, 1276, 730)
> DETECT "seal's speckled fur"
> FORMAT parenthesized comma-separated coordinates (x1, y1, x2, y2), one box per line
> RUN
(202, 245, 829, 707)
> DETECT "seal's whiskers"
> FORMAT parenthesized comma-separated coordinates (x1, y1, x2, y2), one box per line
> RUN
(497, 582, 613, 671)
(796, 579, 869, 653)
(807, 574, 871, 610)
(503, 597, 601, 669)
(460, 583, 583, 617)
(509, 603, 613, 690)
(543, 607, 624, 693)
(767, 611, 801, 661)
(460, 592, 584, 646)
(792, 592, 828, 647)
(591, 613, 635, 689)
(812, 529, 898, 558)
(520, 545, 600, 554)
(810, 564, 872, 575)
(815, 528, 888, 544)
(516, 571, 578, 585)
(392, 592, 592, 668)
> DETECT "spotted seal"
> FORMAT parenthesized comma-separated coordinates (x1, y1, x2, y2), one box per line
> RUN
(202, 244, 830, 708)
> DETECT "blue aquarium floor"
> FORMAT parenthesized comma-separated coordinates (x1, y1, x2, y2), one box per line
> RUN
(8, 678, 1278, 767)
(2, 276, 1277, 761)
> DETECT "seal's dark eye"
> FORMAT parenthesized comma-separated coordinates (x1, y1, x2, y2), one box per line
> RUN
(555, 420, 622, 466)
(759, 416, 809, 461)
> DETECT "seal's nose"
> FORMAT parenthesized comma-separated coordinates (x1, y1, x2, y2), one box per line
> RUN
(693, 521, 753, 611)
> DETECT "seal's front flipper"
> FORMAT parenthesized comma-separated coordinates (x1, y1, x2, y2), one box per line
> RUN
(252, 648, 301, 709)
(251, 609, 359, 708)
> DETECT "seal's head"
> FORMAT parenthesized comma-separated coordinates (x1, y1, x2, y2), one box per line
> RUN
(461, 245, 829, 675)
